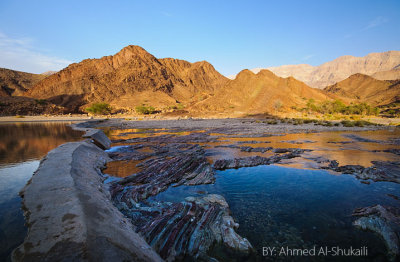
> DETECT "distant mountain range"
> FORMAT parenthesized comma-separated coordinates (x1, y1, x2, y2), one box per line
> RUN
(249, 51, 400, 89)
(0, 47, 399, 116)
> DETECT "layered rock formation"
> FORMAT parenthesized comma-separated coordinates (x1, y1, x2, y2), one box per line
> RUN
(353, 205, 400, 260)
(115, 194, 252, 261)
(324, 74, 400, 106)
(213, 148, 308, 170)
(260, 51, 400, 89)
(322, 160, 400, 183)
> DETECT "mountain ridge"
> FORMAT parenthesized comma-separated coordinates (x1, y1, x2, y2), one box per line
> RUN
(249, 51, 400, 89)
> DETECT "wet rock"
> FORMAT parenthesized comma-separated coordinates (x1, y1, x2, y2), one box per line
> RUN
(240, 146, 273, 153)
(214, 144, 241, 149)
(343, 134, 380, 143)
(327, 141, 352, 144)
(214, 149, 306, 170)
(118, 194, 252, 261)
(273, 148, 311, 154)
(237, 140, 270, 144)
(284, 140, 316, 144)
(107, 145, 150, 161)
(323, 160, 400, 183)
(356, 161, 400, 183)
(111, 144, 214, 202)
(82, 129, 111, 149)
(353, 205, 400, 260)
(373, 149, 400, 156)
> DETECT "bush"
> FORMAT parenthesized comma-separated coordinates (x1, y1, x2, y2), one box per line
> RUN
(341, 120, 355, 127)
(35, 99, 47, 105)
(305, 99, 379, 116)
(85, 103, 112, 115)
(135, 105, 156, 115)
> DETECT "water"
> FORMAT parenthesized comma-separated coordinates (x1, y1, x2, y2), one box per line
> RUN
(151, 165, 400, 261)
(0, 122, 83, 261)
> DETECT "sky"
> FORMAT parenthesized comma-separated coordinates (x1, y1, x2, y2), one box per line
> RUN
(0, 0, 399, 76)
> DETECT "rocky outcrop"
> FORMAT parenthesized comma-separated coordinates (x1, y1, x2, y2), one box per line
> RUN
(82, 129, 111, 149)
(240, 146, 273, 153)
(213, 149, 307, 170)
(353, 205, 400, 261)
(115, 194, 252, 261)
(110, 144, 215, 202)
(12, 131, 162, 262)
(322, 160, 400, 183)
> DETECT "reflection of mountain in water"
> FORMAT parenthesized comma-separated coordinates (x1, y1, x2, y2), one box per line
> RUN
(0, 122, 83, 166)
(0, 122, 83, 261)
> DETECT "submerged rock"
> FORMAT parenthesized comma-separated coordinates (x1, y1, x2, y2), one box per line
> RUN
(353, 205, 400, 261)
(118, 194, 252, 261)
(213, 149, 307, 170)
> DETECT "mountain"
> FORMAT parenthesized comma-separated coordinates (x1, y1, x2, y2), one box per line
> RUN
(371, 67, 400, 81)
(25, 45, 228, 112)
(256, 51, 400, 89)
(324, 73, 400, 106)
(4, 46, 400, 116)
(191, 69, 336, 114)
(0, 68, 46, 97)
(41, 71, 57, 76)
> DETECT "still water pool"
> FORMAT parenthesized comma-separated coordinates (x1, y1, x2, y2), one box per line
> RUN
(150, 164, 400, 261)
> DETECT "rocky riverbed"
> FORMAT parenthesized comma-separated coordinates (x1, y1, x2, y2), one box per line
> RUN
(92, 119, 400, 261)
(14, 118, 400, 261)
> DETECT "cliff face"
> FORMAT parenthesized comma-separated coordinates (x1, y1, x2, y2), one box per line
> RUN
(25, 46, 228, 111)
(324, 73, 400, 106)
(265, 51, 400, 89)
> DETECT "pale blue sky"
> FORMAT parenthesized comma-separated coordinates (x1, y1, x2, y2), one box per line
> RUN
(0, 0, 399, 75)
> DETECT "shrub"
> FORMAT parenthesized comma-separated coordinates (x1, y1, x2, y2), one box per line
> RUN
(35, 99, 47, 105)
(304, 99, 379, 116)
(274, 100, 283, 112)
(85, 103, 112, 115)
(135, 105, 156, 115)
(341, 120, 354, 127)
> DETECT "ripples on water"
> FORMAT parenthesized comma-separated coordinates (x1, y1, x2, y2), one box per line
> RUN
(0, 122, 83, 261)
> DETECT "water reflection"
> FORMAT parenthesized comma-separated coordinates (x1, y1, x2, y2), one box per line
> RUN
(0, 122, 83, 261)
